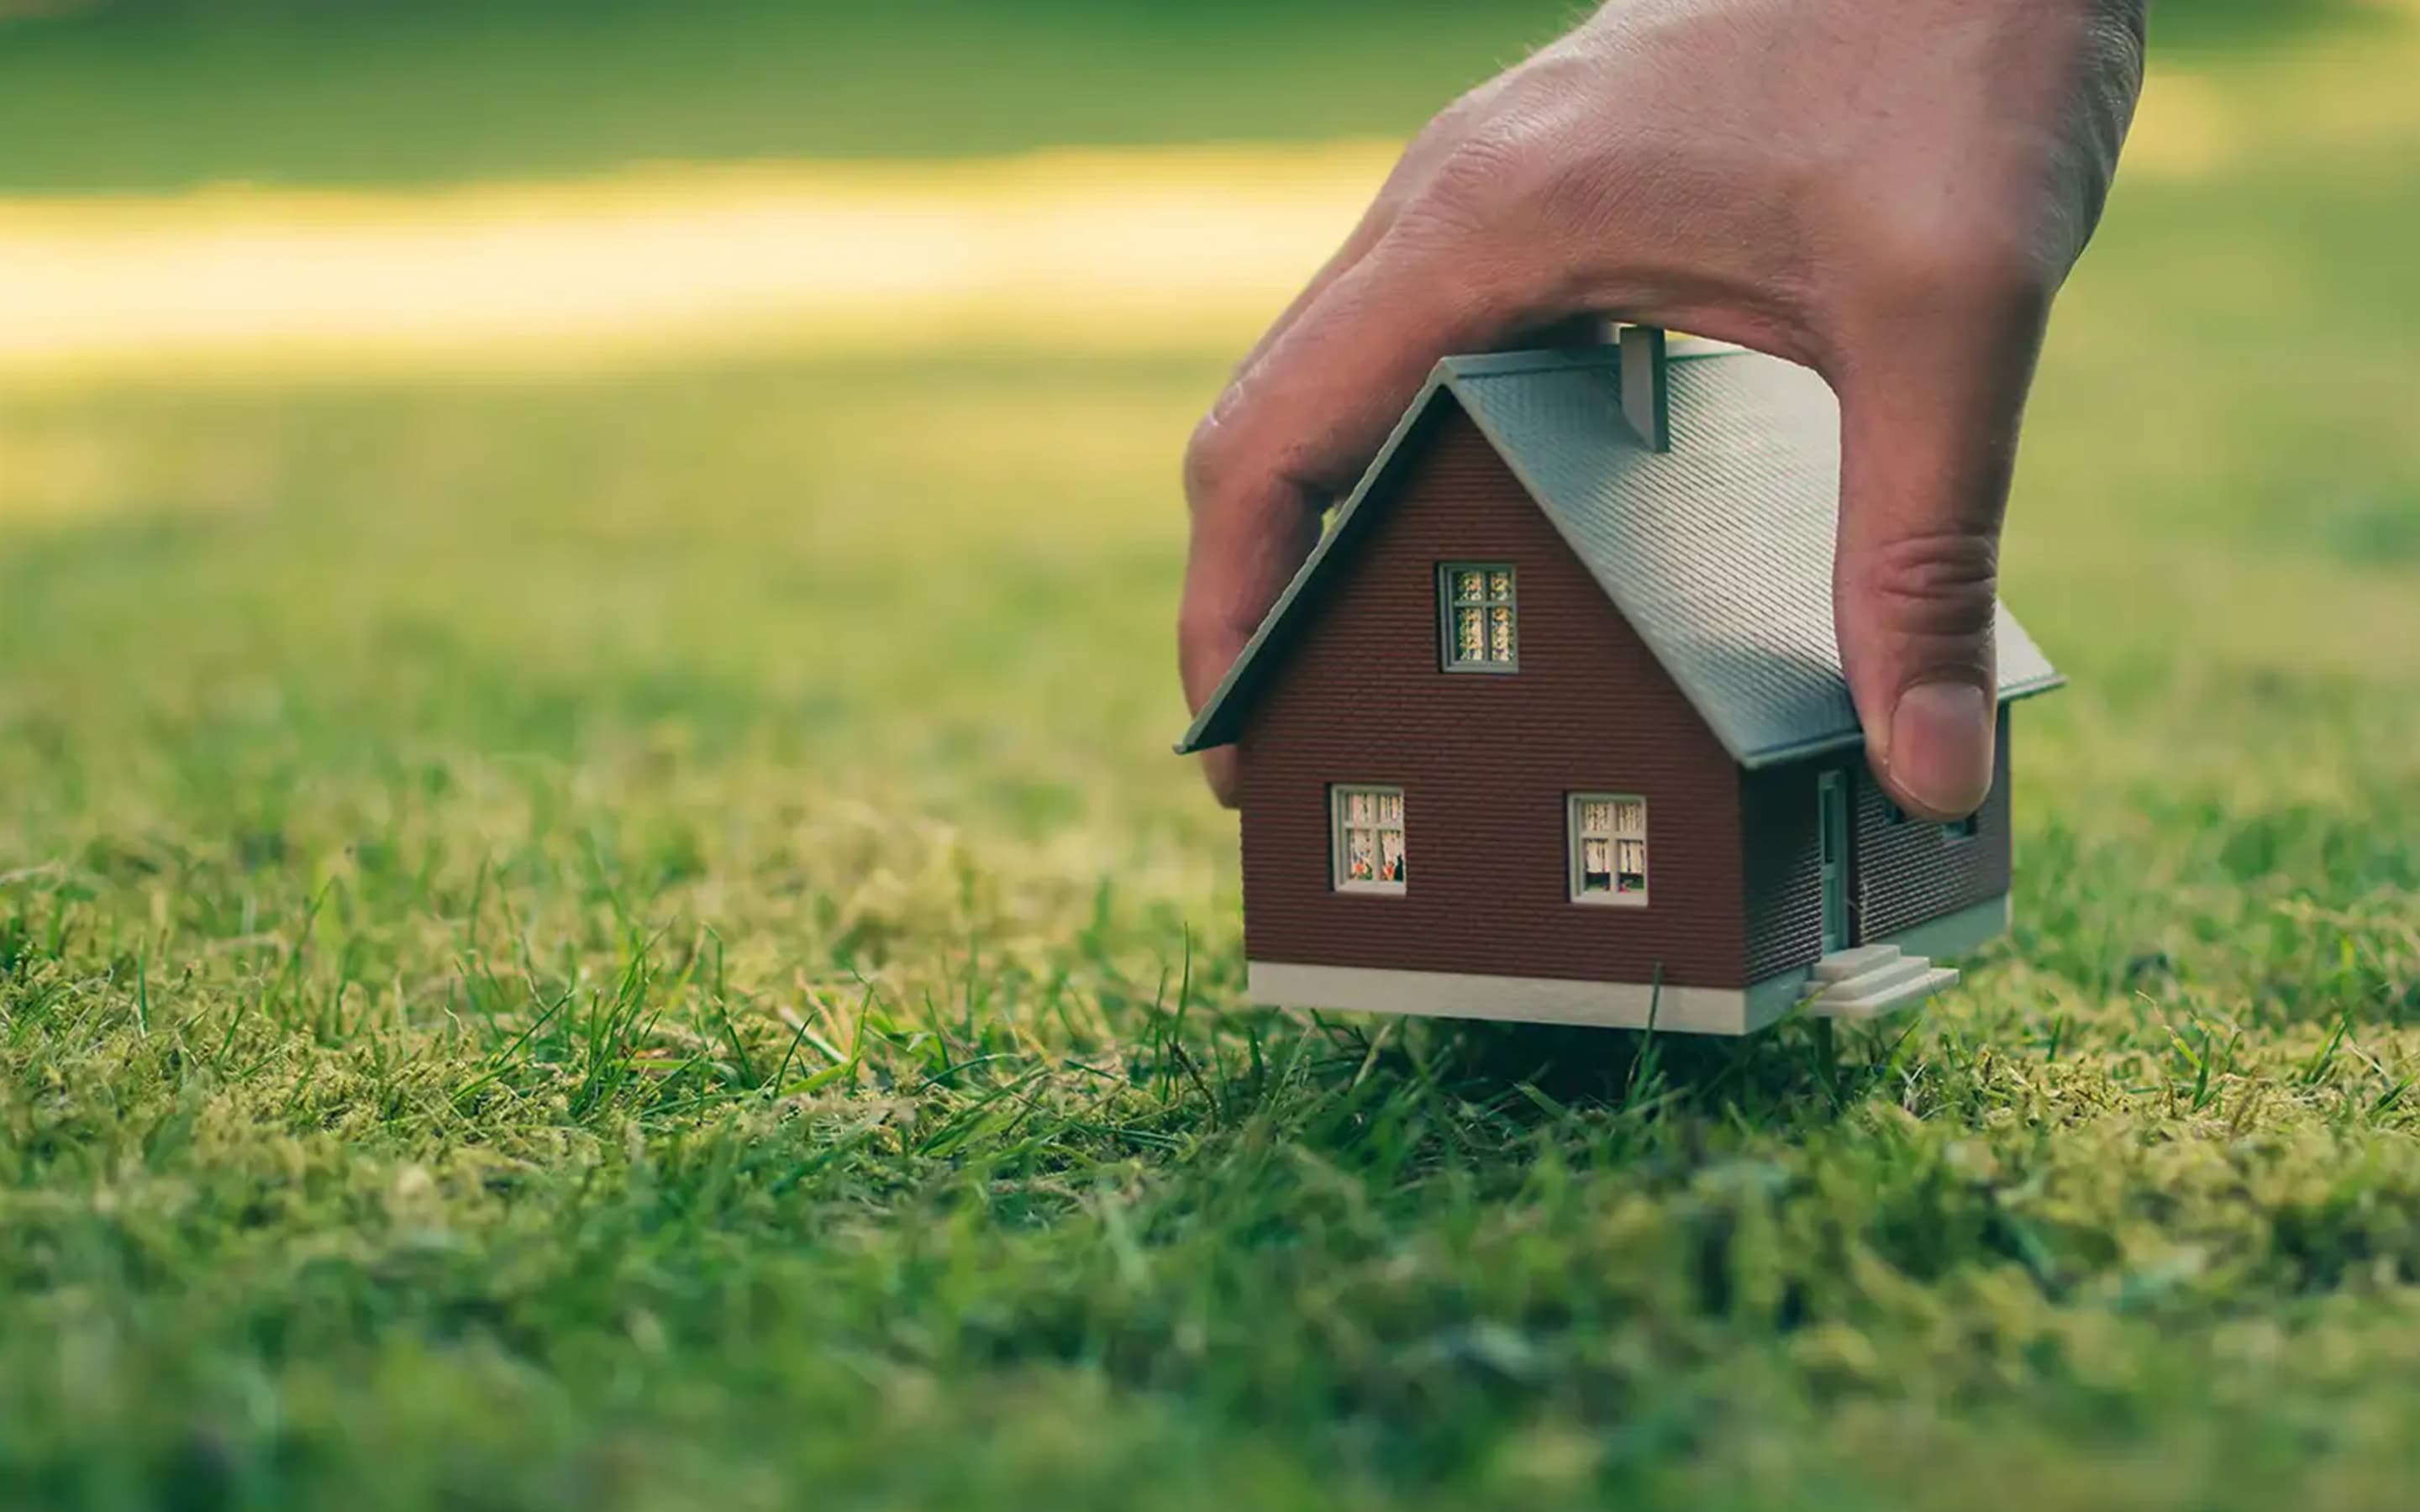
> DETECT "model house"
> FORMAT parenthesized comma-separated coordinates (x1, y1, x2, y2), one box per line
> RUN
(1177, 326, 2061, 1036)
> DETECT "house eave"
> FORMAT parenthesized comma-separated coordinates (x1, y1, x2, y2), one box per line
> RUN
(1732, 670, 2069, 771)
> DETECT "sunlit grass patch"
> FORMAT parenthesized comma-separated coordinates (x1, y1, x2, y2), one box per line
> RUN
(0, 143, 1399, 381)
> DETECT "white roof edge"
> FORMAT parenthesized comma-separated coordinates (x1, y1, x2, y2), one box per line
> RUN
(1415, 336, 1734, 384)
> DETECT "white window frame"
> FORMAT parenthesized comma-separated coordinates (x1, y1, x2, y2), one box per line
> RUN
(1330, 785, 1407, 895)
(1438, 563, 1518, 673)
(1568, 793, 1649, 906)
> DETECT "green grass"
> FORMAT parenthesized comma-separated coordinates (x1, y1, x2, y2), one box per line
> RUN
(8, 13, 2420, 1512)
(0, 0, 2375, 192)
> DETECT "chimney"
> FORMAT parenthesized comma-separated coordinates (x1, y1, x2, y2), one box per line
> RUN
(1620, 323, 1670, 453)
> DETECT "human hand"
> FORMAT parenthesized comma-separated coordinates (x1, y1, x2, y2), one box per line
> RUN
(1179, 0, 2144, 817)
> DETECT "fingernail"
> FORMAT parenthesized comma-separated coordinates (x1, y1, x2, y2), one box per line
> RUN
(1888, 681, 1993, 816)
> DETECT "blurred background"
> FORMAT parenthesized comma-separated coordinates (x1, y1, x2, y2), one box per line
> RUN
(3, 0, 2393, 374)
(5, 0, 2417, 954)
(2, 0, 2414, 890)
(5, 3, 2420, 1504)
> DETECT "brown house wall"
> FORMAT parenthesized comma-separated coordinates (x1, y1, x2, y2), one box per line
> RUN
(1740, 760, 1830, 983)
(1852, 709, 2014, 942)
(1235, 402, 1749, 990)
(1741, 711, 2016, 980)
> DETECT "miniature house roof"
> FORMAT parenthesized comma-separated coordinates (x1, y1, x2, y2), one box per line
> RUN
(1177, 339, 2063, 767)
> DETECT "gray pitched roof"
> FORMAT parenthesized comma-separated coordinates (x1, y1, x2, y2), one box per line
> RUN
(1177, 341, 2062, 766)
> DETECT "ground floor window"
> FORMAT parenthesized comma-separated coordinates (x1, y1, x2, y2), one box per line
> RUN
(1331, 786, 1407, 894)
(1570, 794, 1648, 904)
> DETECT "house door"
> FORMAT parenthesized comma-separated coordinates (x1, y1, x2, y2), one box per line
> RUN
(1818, 770, 1850, 953)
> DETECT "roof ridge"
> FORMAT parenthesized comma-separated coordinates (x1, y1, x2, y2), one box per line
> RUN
(1441, 337, 1748, 383)
(1437, 348, 1623, 381)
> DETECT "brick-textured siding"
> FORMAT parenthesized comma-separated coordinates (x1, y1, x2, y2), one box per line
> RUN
(1235, 403, 1749, 990)
(1850, 709, 2013, 942)
(1739, 715, 2015, 979)
(1740, 761, 1829, 982)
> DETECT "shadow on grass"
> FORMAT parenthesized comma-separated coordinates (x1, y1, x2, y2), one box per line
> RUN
(1244, 1006, 1918, 1152)
(1441, 1014, 1897, 1117)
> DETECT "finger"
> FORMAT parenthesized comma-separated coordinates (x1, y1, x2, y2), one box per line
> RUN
(1181, 239, 1519, 806)
(1828, 273, 2050, 821)
(1176, 161, 1431, 812)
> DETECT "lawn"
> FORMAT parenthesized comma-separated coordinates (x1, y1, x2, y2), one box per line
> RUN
(5, 3, 2420, 1509)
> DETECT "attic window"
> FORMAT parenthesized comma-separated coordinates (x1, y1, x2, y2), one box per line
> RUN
(1332, 786, 1407, 895)
(1439, 564, 1516, 671)
(1570, 795, 1649, 906)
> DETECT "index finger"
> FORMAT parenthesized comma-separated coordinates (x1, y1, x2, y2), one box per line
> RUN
(1179, 242, 1514, 803)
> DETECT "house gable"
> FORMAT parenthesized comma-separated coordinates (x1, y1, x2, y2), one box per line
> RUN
(1234, 398, 1750, 991)
(1181, 342, 2063, 766)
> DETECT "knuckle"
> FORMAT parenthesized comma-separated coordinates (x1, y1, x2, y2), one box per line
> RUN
(2088, 0, 2149, 59)
(1389, 118, 1585, 318)
(1407, 134, 1530, 235)
(1851, 531, 2001, 645)
(2069, 13, 2149, 223)
(1407, 71, 1584, 224)
(1856, 200, 2063, 319)
(1418, 78, 1505, 151)
(1181, 407, 1243, 511)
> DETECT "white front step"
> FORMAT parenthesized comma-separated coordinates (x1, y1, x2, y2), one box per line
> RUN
(1809, 965, 1960, 1021)
(1819, 953, 1932, 1001)
(1812, 944, 1898, 983)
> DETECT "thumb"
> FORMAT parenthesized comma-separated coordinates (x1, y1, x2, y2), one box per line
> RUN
(1828, 290, 2047, 821)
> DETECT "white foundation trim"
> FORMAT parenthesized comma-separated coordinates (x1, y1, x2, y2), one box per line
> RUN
(1247, 962, 1789, 1037)
(1246, 896, 2012, 1038)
